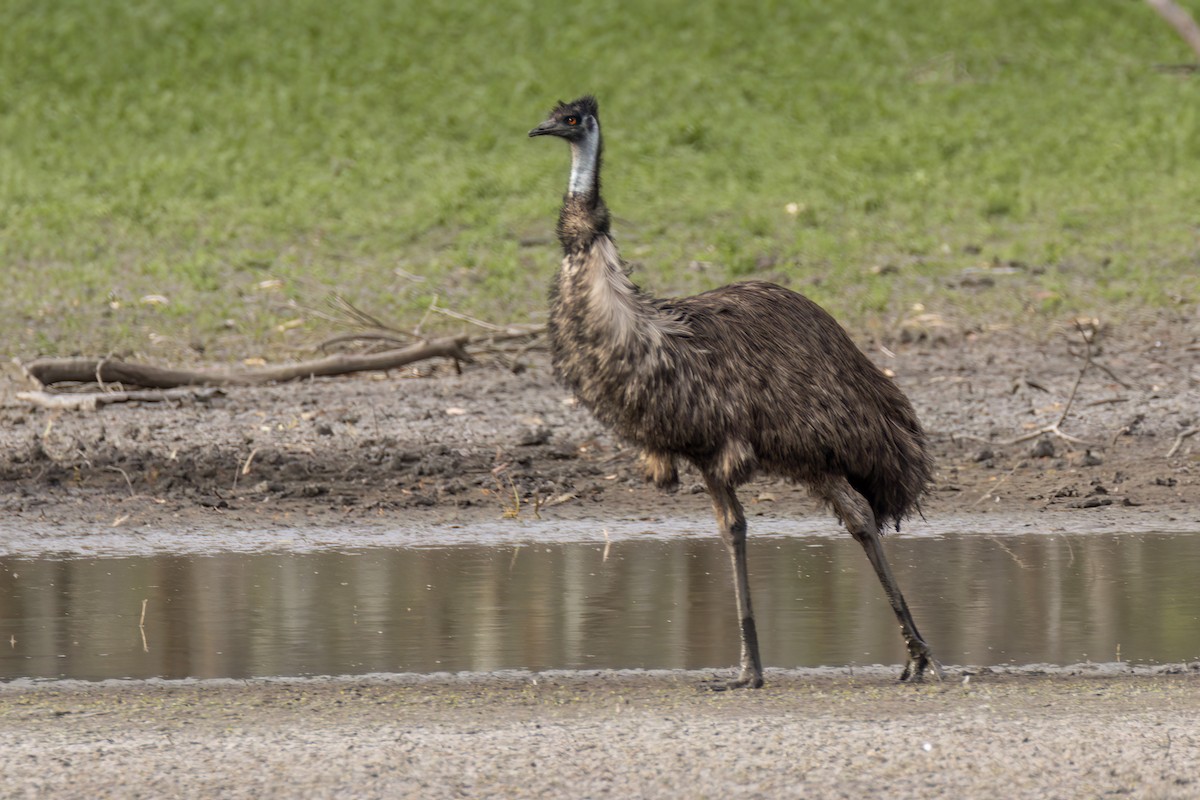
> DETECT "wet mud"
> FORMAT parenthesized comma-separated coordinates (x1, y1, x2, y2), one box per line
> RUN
(1, 324, 1196, 533)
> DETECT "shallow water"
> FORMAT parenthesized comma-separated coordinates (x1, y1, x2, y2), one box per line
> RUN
(2, 530, 1199, 681)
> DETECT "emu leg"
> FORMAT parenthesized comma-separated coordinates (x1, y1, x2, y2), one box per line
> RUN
(705, 476, 764, 690)
(825, 478, 943, 682)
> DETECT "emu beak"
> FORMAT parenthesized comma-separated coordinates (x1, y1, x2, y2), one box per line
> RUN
(528, 120, 557, 137)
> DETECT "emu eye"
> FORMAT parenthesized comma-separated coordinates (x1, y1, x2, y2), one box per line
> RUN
(565, 116, 579, 126)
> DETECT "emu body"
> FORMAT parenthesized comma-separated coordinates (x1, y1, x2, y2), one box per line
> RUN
(531, 96, 940, 688)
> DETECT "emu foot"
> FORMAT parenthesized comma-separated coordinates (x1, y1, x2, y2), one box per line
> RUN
(702, 671, 764, 691)
(899, 644, 944, 683)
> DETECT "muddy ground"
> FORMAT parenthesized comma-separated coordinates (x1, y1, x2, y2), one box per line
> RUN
(2, 321, 1197, 530)
(1, 321, 1199, 798)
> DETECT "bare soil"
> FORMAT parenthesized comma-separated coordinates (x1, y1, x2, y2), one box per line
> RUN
(2, 322, 1196, 531)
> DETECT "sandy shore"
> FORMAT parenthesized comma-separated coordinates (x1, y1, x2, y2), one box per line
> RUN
(3, 666, 1199, 799)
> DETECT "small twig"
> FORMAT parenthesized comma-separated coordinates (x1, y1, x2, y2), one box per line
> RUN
(414, 293, 439, 336)
(326, 294, 407, 334)
(1089, 359, 1134, 391)
(987, 537, 1030, 570)
(393, 266, 428, 284)
(139, 598, 149, 653)
(973, 464, 1020, 506)
(95, 357, 110, 393)
(432, 303, 510, 333)
(105, 466, 136, 497)
(1108, 425, 1131, 451)
(1059, 533, 1076, 568)
(467, 325, 547, 345)
(1085, 397, 1127, 407)
(1052, 324, 1092, 429)
(1013, 375, 1050, 394)
(1166, 427, 1198, 458)
(963, 321, 1102, 448)
(506, 477, 521, 518)
(232, 447, 260, 490)
(477, 330, 549, 371)
(491, 461, 522, 518)
(317, 332, 418, 352)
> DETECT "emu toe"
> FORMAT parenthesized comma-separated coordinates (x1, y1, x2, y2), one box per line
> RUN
(899, 643, 944, 683)
(703, 672, 765, 692)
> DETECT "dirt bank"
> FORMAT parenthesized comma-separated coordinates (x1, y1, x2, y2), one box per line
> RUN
(2, 323, 1196, 532)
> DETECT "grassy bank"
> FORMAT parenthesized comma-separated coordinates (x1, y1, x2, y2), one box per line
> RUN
(1, 0, 1196, 361)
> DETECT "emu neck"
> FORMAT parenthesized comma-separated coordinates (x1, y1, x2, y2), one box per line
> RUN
(556, 129, 609, 252)
(553, 120, 671, 354)
(568, 133, 600, 197)
(557, 194, 610, 253)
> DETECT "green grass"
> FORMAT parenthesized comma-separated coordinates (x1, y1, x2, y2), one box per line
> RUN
(1, 0, 1197, 361)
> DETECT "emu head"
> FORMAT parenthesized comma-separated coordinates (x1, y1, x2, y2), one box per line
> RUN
(528, 95, 600, 142)
(529, 95, 602, 197)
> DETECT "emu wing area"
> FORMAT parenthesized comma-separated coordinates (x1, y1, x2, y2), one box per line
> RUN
(654, 281, 931, 526)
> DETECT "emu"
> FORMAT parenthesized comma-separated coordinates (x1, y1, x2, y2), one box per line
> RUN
(529, 96, 940, 689)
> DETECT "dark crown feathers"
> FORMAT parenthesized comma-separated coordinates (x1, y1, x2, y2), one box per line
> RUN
(552, 95, 600, 120)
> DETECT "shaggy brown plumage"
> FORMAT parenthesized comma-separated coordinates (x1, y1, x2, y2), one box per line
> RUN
(531, 96, 940, 688)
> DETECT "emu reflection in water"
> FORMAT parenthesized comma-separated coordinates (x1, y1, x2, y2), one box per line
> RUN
(1, 532, 1198, 681)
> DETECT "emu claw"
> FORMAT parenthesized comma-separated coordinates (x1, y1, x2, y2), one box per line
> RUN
(899, 648, 944, 683)
(701, 672, 764, 691)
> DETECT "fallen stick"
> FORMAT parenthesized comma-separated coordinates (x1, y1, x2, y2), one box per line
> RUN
(17, 387, 222, 410)
(20, 335, 471, 389)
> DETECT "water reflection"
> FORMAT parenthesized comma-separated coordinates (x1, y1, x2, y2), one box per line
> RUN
(1, 533, 1198, 681)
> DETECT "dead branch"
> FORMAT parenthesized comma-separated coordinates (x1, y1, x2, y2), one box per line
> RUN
(1146, 0, 1200, 61)
(17, 387, 223, 410)
(20, 335, 471, 389)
